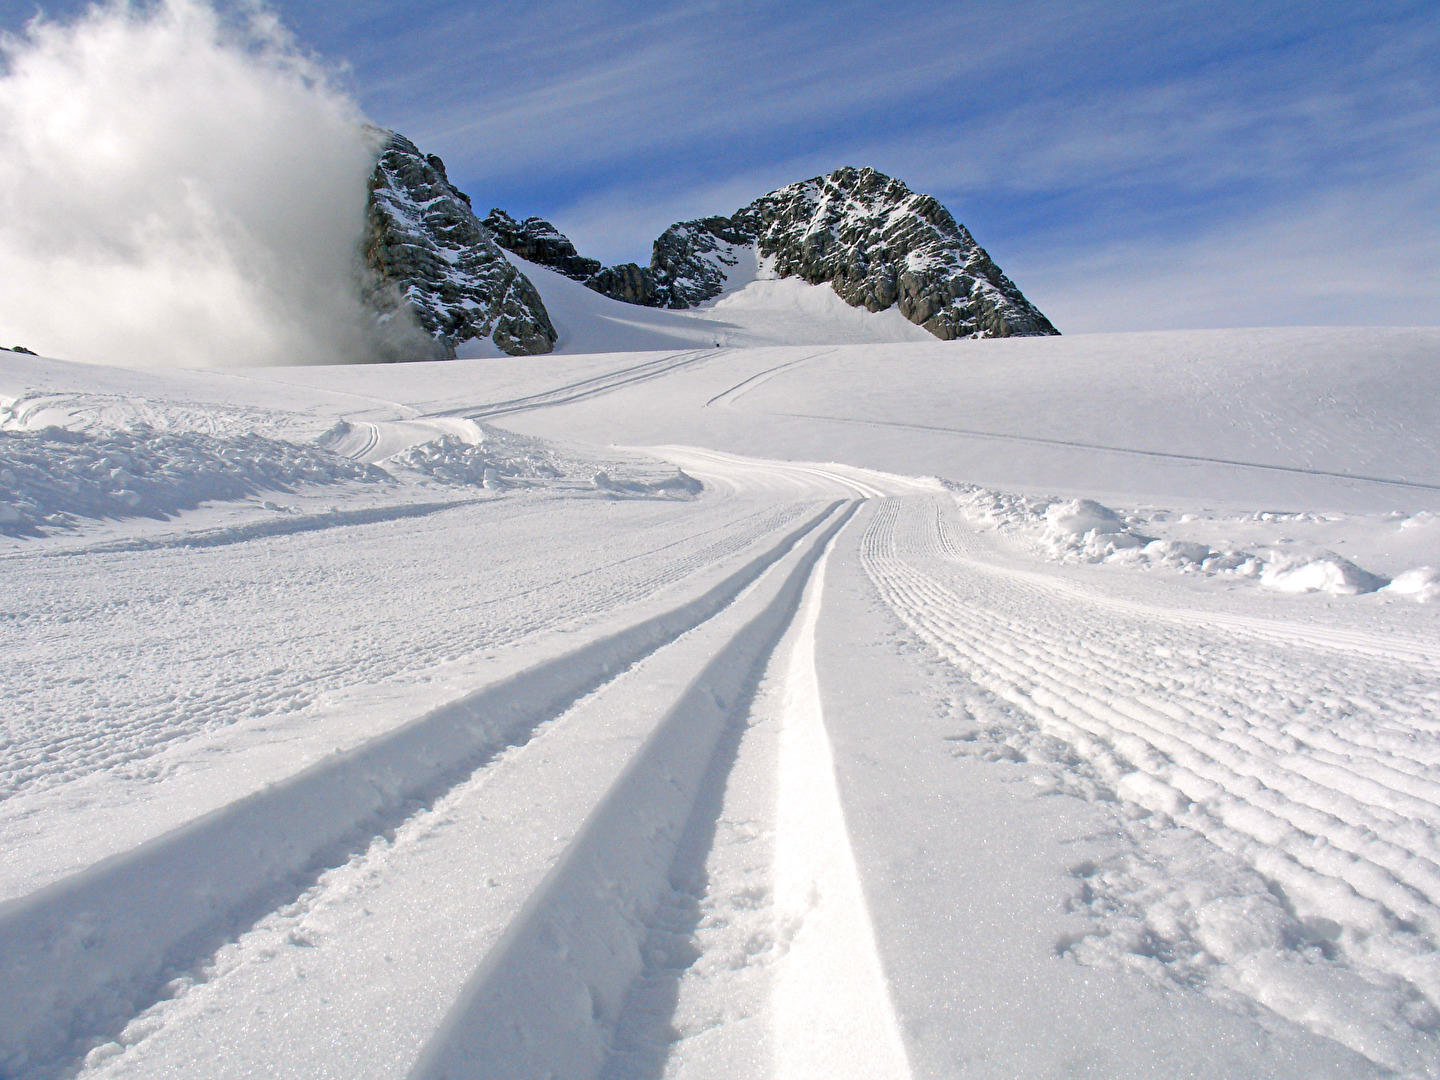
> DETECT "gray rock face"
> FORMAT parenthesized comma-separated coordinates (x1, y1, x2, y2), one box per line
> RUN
(657, 167, 1055, 337)
(363, 133, 556, 358)
(585, 262, 661, 306)
(487, 165, 1057, 339)
(739, 167, 1055, 338)
(480, 209, 602, 282)
(649, 217, 755, 309)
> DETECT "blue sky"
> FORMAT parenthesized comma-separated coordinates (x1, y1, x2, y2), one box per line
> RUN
(3, 0, 1437, 331)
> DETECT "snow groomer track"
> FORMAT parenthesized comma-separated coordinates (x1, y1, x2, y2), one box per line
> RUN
(0, 452, 937, 1080)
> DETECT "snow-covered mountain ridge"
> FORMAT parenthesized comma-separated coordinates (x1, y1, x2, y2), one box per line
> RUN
(551, 166, 1059, 340)
(364, 131, 1055, 356)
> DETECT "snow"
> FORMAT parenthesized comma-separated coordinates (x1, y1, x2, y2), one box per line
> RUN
(507, 255, 934, 353)
(1, 325, 1439, 1079)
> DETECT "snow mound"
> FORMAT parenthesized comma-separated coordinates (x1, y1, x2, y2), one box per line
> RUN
(1382, 566, 1440, 603)
(592, 469, 704, 497)
(1259, 552, 1390, 595)
(0, 425, 384, 536)
(383, 427, 703, 499)
(385, 433, 562, 489)
(948, 484, 1406, 589)
(1043, 498, 1127, 538)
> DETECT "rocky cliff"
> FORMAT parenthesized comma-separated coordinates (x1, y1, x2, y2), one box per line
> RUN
(363, 133, 556, 357)
(480, 210, 601, 283)
(486, 166, 1056, 339)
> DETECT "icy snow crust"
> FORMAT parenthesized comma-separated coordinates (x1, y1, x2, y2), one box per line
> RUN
(1, 327, 1439, 1079)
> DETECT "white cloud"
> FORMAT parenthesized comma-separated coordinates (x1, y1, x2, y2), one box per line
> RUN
(0, 0, 381, 367)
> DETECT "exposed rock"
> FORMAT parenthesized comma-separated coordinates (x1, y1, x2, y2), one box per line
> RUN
(6, 346, 36, 355)
(489, 166, 1056, 338)
(481, 209, 602, 282)
(585, 262, 662, 306)
(363, 132, 556, 358)
(649, 217, 755, 309)
(669, 167, 1055, 337)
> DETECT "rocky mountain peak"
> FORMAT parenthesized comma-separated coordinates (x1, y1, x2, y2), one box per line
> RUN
(362, 131, 1056, 356)
(485, 165, 1056, 339)
(481, 210, 602, 283)
(362, 132, 556, 358)
(725, 165, 1055, 338)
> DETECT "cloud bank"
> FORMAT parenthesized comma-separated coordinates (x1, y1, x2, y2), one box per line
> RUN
(0, 0, 380, 367)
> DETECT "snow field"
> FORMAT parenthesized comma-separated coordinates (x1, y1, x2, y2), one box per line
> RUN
(3, 330, 1440, 1078)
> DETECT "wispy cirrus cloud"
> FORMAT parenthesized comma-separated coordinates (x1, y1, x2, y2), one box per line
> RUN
(1, 0, 1435, 331)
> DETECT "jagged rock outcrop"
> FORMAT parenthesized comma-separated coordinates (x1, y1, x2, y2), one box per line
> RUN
(736, 167, 1055, 338)
(487, 166, 1056, 339)
(480, 210, 601, 282)
(363, 133, 556, 358)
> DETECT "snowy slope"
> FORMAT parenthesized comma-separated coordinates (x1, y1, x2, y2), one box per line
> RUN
(476, 256, 934, 355)
(2, 327, 1439, 1080)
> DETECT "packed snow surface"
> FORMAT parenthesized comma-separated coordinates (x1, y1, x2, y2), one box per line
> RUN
(1, 326, 1439, 1080)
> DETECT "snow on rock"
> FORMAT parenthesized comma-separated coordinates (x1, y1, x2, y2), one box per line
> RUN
(0, 424, 384, 536)
(363, 131, 556, 358)
(480, 209, 601, 283)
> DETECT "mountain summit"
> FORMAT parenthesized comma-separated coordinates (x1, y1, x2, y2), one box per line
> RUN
(364, 135, 1056, 357)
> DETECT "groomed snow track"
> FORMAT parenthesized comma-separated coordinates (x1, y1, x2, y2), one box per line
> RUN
(0, 483, 907, 1080)
(863, 496, 1440, 1076)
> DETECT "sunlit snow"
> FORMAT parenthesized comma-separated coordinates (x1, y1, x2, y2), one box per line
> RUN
(2, 325, 1439, 1080)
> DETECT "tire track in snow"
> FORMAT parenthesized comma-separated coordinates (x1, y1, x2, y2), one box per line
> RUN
(0, 502, 850, 1080)
(863, 496, 1440, 1075)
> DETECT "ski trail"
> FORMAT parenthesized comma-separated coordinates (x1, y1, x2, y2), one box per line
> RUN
(772, 542, 911, 1080)
(407, 504, 860, 1080)
(0, 502, 847, 1080)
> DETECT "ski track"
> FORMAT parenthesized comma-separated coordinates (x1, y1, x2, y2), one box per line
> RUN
(2, 451, 929, 1080)
(862, 495, 1440, 1074)
(432, 350, 720, 422)
(8, 428, 1440, 1078)
(0, 496, 811, 802)
(1, 498, 852, 1078)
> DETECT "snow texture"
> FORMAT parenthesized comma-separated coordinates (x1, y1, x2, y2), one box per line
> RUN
(1, 326, 1438, 1080)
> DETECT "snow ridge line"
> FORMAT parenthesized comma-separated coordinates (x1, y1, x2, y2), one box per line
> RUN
(409, 502, 861, 1080)
(0, 500, 848, 1080)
